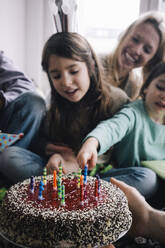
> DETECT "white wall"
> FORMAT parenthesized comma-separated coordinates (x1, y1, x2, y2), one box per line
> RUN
(25, 0, 54, 95)
(0, 0, 26, 71)
(0, 0, 54, 96)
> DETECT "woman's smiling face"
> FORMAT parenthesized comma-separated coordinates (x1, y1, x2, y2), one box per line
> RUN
(118, 22, 160, 73)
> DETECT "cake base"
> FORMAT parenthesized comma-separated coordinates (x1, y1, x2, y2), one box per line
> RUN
(0, 174, 132, 248)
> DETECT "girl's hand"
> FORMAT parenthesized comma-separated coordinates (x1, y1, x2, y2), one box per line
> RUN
(45, 143, 73, 156)
(77, 137, 99, 170)
(46, 152, 79, 175)
(46, 154, 67, 174)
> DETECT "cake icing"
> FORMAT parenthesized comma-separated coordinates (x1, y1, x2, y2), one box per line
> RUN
(0, 174, 132, 248)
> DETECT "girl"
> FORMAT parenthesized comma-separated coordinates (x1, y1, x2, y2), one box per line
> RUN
(0, 32, 129, 185)
(101, 11, 165, 100)
(77, 61, 165, 198)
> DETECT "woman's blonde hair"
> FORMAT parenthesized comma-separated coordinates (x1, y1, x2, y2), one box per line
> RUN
(113, 11, 165, 81)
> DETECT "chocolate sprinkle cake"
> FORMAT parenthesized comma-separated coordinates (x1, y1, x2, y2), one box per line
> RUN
(0, 174, 132, 248)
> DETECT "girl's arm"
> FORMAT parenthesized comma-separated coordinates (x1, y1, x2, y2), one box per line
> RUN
(77, 106, 134, 169)
(84, 107, 133, 156)
(77, 137, 99, 170)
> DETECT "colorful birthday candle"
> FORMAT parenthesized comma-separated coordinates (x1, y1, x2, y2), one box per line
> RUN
(38, 180, 44, 200)
(84, 164, 88, 184)
(58, 162, 62, 179)
(96, 174, 100, 194)
(77, 168, 81, 189)
(58, 177, 62, 199)
(95, 179, 99, 199)
(61, 184, 65, 206)
(73, 172, 77, 179)
(53, 170, 57, 190)
(43, 167, 47, 185)
(80, 175, 84, 203)
(30, 176, 35, 193)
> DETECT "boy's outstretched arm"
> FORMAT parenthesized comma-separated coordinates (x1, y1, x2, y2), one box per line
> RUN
(77, 137, 99, 170)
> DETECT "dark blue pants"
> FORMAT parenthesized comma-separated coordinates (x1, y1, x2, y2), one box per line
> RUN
(0, 92, 46, 149)
(100, 167, 158, 199)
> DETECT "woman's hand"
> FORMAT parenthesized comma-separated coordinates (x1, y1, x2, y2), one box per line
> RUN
(110, 177, 151, 238)
(77, 137, 99, 170)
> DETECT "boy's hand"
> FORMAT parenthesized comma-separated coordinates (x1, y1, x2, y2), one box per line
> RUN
(77, 137, 99, 170)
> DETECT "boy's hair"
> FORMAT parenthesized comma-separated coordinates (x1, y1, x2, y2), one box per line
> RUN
(116, 11, 165, 78)
(140, 61, 165, 99)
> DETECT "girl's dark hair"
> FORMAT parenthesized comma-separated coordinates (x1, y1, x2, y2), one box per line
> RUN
(140, 61, 165, 98)
(42, 32, 103, 102)
(41, 32, 112, 151)
(42, 32, 97, 76)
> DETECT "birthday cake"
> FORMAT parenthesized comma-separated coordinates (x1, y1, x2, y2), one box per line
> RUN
(0, 173, 132, 248)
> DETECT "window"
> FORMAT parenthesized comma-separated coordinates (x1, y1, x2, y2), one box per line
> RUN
(78, 0, 140, 54)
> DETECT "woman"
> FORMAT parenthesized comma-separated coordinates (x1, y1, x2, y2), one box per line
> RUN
(101, 11, 165, 100)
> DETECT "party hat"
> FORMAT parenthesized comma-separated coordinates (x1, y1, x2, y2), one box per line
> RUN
(0, 132, 24, 151)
